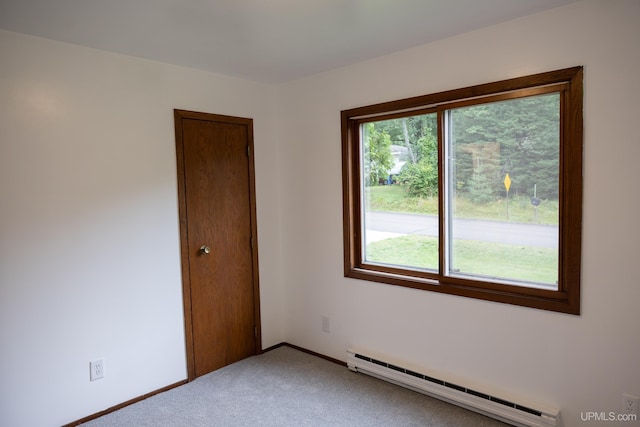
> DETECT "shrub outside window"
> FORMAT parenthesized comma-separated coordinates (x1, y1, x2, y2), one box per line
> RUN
(342, 67, 583, 314)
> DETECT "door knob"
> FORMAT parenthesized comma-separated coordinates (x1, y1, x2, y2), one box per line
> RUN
(200, 245, 211, 254)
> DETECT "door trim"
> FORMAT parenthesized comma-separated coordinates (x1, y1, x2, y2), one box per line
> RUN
(174, 109, 262, 381)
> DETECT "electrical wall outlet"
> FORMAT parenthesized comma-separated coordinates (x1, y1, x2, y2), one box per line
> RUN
(321, 316, 330, 333)
(622, 393, 638, 415)
(90, 359, 104, 381)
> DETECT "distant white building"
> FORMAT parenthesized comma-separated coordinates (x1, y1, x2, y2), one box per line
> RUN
(389, 145, 409, 176)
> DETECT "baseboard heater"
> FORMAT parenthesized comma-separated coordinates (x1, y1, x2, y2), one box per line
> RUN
(347, 349, 559, 427)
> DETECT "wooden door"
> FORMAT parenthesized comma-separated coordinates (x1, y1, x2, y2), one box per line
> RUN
(174, 109, 261, 380)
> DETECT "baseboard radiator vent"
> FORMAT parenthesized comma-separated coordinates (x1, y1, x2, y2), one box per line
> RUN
(347, 349, 558, 427)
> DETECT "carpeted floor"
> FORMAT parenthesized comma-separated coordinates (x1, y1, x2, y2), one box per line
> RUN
(81, 346, 509, 426)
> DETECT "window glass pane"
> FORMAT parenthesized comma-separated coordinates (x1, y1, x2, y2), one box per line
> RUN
(361, 114, 439, 271)
(446, 93, 560, 289)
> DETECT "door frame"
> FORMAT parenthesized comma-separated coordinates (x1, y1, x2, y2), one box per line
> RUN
(174, 109, 262, 381)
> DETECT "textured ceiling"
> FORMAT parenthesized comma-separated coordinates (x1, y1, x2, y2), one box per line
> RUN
(0, 0, 578, 84)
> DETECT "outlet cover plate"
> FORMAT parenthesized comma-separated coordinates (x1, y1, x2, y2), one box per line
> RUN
(622, 393, 639, 415)
(90, 359, 104, 381)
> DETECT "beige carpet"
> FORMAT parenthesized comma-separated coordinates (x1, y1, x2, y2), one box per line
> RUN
(81, 346, 508, 426)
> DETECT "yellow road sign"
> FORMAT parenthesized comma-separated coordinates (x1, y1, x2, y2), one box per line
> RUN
(504, 173, 512, 192)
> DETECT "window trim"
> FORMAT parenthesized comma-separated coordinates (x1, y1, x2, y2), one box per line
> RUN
(341, 67, 583, 314)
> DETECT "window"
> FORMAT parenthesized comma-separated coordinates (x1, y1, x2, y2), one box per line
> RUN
(342, 67, 583, 314)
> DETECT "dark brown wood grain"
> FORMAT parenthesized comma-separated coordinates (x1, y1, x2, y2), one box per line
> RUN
(341, 67, 583, 315)
(175, 109, 261, 380)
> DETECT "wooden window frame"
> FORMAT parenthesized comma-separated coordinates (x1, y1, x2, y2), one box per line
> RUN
(341, 67, 583, 314)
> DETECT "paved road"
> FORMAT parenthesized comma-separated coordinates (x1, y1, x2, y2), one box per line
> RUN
(365, 211, 558, 248)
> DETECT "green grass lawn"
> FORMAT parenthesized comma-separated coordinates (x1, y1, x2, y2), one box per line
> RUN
(366, 185, 558, 225)
(366, 235, 558, 285)
(364, 185, 559, 285)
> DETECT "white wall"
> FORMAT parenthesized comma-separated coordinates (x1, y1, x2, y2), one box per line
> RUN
(0, 30, 283, 426)
(277, 1, 640, 426)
